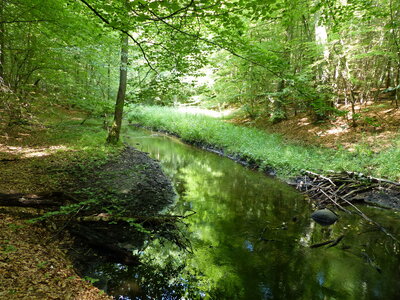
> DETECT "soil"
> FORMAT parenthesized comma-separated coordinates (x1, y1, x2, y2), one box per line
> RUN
(0, 208, 112, 300)
(237, 100, 400, 152)
(0, 113, 176, 299)
(64, 146, 176, 268)
(66, 146, 175, 216)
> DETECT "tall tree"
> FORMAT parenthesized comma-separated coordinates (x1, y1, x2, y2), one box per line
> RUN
(107, 34, 128, 144)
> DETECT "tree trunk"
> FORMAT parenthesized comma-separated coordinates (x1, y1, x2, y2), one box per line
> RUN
(0, 0, 5, 82)
(107, 34, 128, 144)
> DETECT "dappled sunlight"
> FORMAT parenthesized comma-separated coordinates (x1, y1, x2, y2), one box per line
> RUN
(298, 117, 311, 126)
(175, 106, 234, 118)
(0, 144, 69, 158)
(262, 101, 400, 152)
(315, 126, 350, 137)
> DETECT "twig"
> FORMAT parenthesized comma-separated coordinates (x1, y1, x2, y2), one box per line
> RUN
(303, 170, 336, 186)
(310, 239, 335, 248)
(337, 194, 400, 243)
(319, 188, 351, 213)
(327, 235, 344, 248)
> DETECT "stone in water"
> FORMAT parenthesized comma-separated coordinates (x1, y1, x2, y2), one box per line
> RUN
(311, 209, 338, 226)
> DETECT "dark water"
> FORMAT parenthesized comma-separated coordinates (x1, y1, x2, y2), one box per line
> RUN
(92, 127, 400, 299)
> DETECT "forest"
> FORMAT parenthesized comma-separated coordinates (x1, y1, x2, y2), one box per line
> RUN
(1, 0, 400, 299)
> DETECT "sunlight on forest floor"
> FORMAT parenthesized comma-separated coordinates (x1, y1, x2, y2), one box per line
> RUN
(0, 108, 114, 299)
(249, 100, 400, 152)
(0, 144, 68, 158)
(175, 106, 234, 118)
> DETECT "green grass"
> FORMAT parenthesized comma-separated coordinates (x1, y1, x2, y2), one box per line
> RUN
(127, 105, 400, 181)
(0, 99, 123, 193)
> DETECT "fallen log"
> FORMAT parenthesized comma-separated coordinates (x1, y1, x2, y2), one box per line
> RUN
(0, 192, 68, 207)
(76, 212, 193, 224)
(344, 171, 400, 186)
(310, 239, 335, 248)
(327, 235, 344, 248)
(310, 235, 344, 249)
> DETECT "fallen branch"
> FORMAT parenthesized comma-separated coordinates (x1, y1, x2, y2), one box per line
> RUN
(303, 170, 336, 186)
(327, 235, 344, 248)
(76, 213, 187, 224)
(297, 170, 400, 244)
(344, 171, 400, 186)
(310, 239, 335, 248)
(0, 192, 68, 207)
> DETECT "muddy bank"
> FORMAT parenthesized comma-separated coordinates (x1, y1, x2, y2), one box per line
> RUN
(130, 123, 400, 211)
(0, 143, 177, 299)
(64, 146, 175, 215)
(59, 146, 177, 266)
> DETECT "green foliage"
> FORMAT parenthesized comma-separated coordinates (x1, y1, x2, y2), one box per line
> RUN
(83, 276, 100, 284)
(1, 244, 17, 254)
(128, 106, 400, 181)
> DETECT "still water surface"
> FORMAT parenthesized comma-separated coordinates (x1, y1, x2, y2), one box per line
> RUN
(94, 127, 400, 299)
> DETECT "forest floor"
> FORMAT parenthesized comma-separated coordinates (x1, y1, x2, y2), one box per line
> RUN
(0, 104, 174, 299)
(239, 100, 400, 152)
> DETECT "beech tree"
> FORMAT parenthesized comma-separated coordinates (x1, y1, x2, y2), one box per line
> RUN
(2, 0, 399, 137)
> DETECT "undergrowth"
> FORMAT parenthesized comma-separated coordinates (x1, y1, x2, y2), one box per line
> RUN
(127, 105, 400, 181)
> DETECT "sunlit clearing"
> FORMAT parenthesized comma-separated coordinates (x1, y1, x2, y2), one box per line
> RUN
(175, 106, 234, 118)
(1, 145, 69, 158)
(316, 127, 350, 137)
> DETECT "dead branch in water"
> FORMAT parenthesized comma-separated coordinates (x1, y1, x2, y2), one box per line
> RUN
(297, 170, 400, 243)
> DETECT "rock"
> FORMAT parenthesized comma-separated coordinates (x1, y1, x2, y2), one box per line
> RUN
(311, 209, 338, 226)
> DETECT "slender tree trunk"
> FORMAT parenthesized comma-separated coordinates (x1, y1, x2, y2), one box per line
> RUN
(0, 0, 6, 82)
(314, 11, 329, 83)
(107, 34, 128, 144)
(385, 60, 392, 89)
(395, 63, 399, 108)
(107, 48, 111, 101)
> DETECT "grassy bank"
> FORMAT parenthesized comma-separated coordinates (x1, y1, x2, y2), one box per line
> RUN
(127, 105, 400, 181)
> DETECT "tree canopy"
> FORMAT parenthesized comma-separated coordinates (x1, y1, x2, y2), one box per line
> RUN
(1, 0, 399, 137)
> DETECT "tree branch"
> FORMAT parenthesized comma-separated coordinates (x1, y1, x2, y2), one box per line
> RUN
(151, 0, 195, 21)
(77, 0, 157, 73)
(0, 19, 52, 24)
(144, 6, 284, 78)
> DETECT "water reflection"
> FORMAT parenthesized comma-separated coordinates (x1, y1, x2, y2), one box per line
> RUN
(96, 127, 400, 299)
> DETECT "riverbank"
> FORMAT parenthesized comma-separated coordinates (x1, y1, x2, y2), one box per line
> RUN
(127, 105, 400, 212)
(127, 105, 400, 182)
(0, 104, 175, 299)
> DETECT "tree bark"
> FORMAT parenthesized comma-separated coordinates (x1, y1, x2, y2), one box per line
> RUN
(0, 0, 5, 81)
(107, 34, 128, 144)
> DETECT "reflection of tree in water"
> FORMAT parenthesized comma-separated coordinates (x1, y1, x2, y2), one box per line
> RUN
(86, 247, 205, 299)
(124, 129, 400, 299)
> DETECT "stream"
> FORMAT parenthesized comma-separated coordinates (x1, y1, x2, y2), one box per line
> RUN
(88, 127, 400, 299)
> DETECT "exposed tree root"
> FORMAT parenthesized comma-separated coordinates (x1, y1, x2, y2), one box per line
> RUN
(0, 192, 190, 265)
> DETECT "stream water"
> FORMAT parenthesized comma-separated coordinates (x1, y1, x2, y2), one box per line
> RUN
(90, 127, 400, 299)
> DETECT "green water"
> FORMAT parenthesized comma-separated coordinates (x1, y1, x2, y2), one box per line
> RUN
(104, 127, 400, 299)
